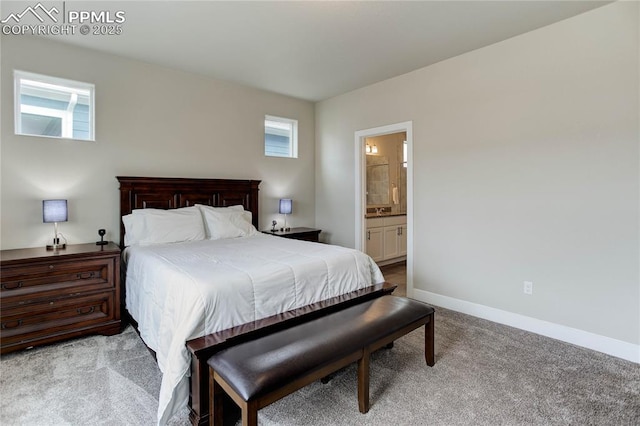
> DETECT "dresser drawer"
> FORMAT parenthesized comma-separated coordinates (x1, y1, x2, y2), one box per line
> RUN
(280, 230, 320, 242)
(1, 258, 115, 305)
(0, 292, 115, 346)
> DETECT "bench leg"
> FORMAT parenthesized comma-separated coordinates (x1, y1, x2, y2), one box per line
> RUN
(241, 400, 258, 426)
(358, 348, 370, 414)
(209, 370, 224, 426)
(425, 314, 435, 366)
(385, 341, 394, 349)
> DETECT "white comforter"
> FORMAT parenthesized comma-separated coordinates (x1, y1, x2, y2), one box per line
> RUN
(124, 233, 384, 425)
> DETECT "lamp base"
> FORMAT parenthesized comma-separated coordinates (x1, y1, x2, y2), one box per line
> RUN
(46, 243, 66, 250)
(96, 241, 108, 246)
(46, 237, 66, 250)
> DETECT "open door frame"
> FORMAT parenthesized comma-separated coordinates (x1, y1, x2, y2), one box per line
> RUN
(354, 121, 413, 298)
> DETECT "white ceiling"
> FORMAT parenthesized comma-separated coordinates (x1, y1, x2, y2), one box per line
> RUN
(25, 1, 611, 101)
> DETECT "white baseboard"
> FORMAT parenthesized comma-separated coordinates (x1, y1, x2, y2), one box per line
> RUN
(376, 256, 407, 267)
(412, 289, 640, 364)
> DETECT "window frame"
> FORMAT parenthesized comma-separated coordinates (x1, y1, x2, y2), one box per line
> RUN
(14, 70, 95, 141)
(264, 115, 298, 158)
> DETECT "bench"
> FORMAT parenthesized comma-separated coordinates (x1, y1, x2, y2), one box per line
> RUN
(207, 295, 435, 426)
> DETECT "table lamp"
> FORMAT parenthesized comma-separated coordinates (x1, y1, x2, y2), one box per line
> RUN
(279, 198, 292, 231)
(43, 199, 67, 250)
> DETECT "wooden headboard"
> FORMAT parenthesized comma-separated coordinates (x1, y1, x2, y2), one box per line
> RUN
(117, 176, 261, 248)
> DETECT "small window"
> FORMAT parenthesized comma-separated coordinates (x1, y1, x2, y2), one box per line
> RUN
(14, 71, 95, 141)
(265, 115, 297, 158)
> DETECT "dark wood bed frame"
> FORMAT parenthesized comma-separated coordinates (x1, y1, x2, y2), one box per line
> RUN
(117, 176, 396, 426)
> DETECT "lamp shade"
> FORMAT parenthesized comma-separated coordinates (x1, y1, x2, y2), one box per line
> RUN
(43, 199, 68, 223)
(279, 199, 292, 215)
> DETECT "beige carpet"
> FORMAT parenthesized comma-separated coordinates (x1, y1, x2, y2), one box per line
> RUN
(1, 301, 638, 426)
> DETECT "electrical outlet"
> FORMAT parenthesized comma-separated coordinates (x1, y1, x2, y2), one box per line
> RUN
(523, 281, 533, 295)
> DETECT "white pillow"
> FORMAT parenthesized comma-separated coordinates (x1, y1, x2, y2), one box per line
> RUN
(197, 205, 259, 239)
(229, 210, 259, 236)
(123, 207, 206, 246)
(199, 209, 244, 240)
(194, 204, 244, 212)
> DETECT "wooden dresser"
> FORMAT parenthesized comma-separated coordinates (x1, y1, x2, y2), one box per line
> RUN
(0, 243, 122, 354)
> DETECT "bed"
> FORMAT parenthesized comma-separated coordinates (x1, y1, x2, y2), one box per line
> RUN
(117, 176, 396, 425)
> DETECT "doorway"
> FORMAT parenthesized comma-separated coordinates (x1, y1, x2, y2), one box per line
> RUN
(354, 121, 413, 298)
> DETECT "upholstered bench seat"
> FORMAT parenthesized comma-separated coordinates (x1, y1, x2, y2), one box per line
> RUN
(207, 296, 435, 426)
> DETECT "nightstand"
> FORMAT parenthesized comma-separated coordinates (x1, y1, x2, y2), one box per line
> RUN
(0, 242, 122, 354)
(263, 227, 321, 243)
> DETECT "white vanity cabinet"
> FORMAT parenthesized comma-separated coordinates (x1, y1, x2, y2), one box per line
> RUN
(366, 215, 407, 264)
(365, 220, 384, 262)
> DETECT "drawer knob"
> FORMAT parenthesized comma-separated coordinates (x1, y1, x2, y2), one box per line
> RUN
(1, 319, 22, 329)
(76, 272, 96, 280)
(77, 306, 96, 315)
(2, 281, 23, 290)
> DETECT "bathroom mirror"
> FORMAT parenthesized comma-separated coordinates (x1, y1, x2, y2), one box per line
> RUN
(366, 156, 390, 206)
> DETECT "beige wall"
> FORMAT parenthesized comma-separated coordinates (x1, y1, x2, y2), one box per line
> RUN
(316, 2, 639, 346)
(1, 36, 315, 249)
